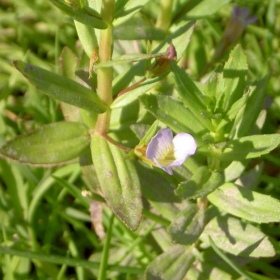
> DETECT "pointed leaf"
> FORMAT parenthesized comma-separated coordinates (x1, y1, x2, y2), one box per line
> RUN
(0, 122, 90, 166)
(220, 45, 248, 111)
(50, 0, 107, 29)
(201, 215, 275, 257)
(140, 95, 205, 136)
(111, 77, 161, 109)
(145, 245, 195, 280)
(208, 183, 280, 223)
(13, 60, 107, 113)
(235, 76, 269, 137)
(91, 134, 142, 230)
(169, 204, 206, 245)
(170, 62, 213, 130)
(176, 167, 224, 199)
(220, 134, 280, 161)
(187, 0, 231, 18)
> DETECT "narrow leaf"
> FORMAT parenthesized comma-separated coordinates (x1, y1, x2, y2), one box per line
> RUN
(13, 60, 107, 113)
(176, 168, 224, 199)
(0, 122, 90, 166)
(235, 76, 269, 137)
(111, 77, 161, 109)
(208, 183, 280, 223)
(50, 0, 107, 29)
(140, 95, 205, 136)
(171, 62, 213, 130)
(91, 134, 142, 230)
(220, 134, 280, 161)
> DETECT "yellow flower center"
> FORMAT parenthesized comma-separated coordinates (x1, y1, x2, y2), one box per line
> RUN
(157, 144, 176, 166)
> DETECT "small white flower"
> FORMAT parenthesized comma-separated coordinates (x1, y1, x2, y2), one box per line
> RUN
(146, 128, 197, 175)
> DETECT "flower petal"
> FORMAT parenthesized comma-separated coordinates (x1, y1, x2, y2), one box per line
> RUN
(169, 133, 197, 167)
(146, 128, 173, 161)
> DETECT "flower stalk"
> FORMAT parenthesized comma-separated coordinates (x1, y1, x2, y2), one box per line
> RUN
(95, 0, 115, 134)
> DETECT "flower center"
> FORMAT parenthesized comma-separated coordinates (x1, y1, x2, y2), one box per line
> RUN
(157, 143, 176, 166)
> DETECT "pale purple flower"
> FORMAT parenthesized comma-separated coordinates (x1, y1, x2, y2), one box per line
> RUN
(146, 128, 197, 175)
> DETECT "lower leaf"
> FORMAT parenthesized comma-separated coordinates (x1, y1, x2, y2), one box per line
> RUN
(91, 134, 142, 231)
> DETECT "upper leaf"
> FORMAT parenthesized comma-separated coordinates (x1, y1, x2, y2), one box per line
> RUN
(0, 122, 90, 166)
(50, 0, 107, 29)
(220, 134, 280, 161)
(14, 60, 107, 113)
(171, 62, 213, 131)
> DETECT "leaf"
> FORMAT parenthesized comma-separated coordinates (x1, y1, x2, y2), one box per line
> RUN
(140, 95, 205, 137)
(74, 21, 98, 58)
(154, 21, 195, 62)
(111, 77, 161, 109)
(170, 62, 213, 130)
(112, 21, 195, 95)
(59, 47, 81, 122)
(91, 134, 142, 231)
(208, 183, 280, 223)
(96, 53, 167, 69)
(176, 167, 224, 199)
(113, 16, 166, 40)
(169, 203, 206, 245)
(50, 0, 107, 29)
(114, 0, 150, 25)
(135, 160, 181, 222)
(145, 245, 195, 280)
(0, 122, 90, 166)
(220, 45, 248, 111)
(234, 76, 269, 138)
(201, 215, 275, 257)
(13, 60, 107, 113)
(186, 0, 231, 18)
(220, 134, 280, 161)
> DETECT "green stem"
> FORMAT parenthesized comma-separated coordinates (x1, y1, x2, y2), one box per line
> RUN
(95, 0, 114, 134)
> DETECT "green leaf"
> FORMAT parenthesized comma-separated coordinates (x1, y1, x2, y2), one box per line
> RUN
(114, 0, 150, 25)
(186, 0, 231, 18)
(113, 16, 166, 40)
(154, 21, 195, 62)
(112, 21, 195, 95)
(111, 77, 161, 109)
(170, 62, 213, 130)
(140, 95, 205, 137)
(201, 215, 275, 257)
(50, 0, 107, 29)
(176, 167, 224, 199)
(220, 134, 280, 161)
(135, 161, 181, 222)
(13, 60, 107, 113)
(74, 21, 98, 58)
(0, 122, 90, 166)
(169, 204, 206, 245)
(96, 53, 167, 69)
(234, 76, 269, 138)
(91, 134, 142, 231)
(208, 183, 280, 223)
(220, 45, 248, 112)
(145, 245, 195, 280)
(59, 47, 81, 122)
